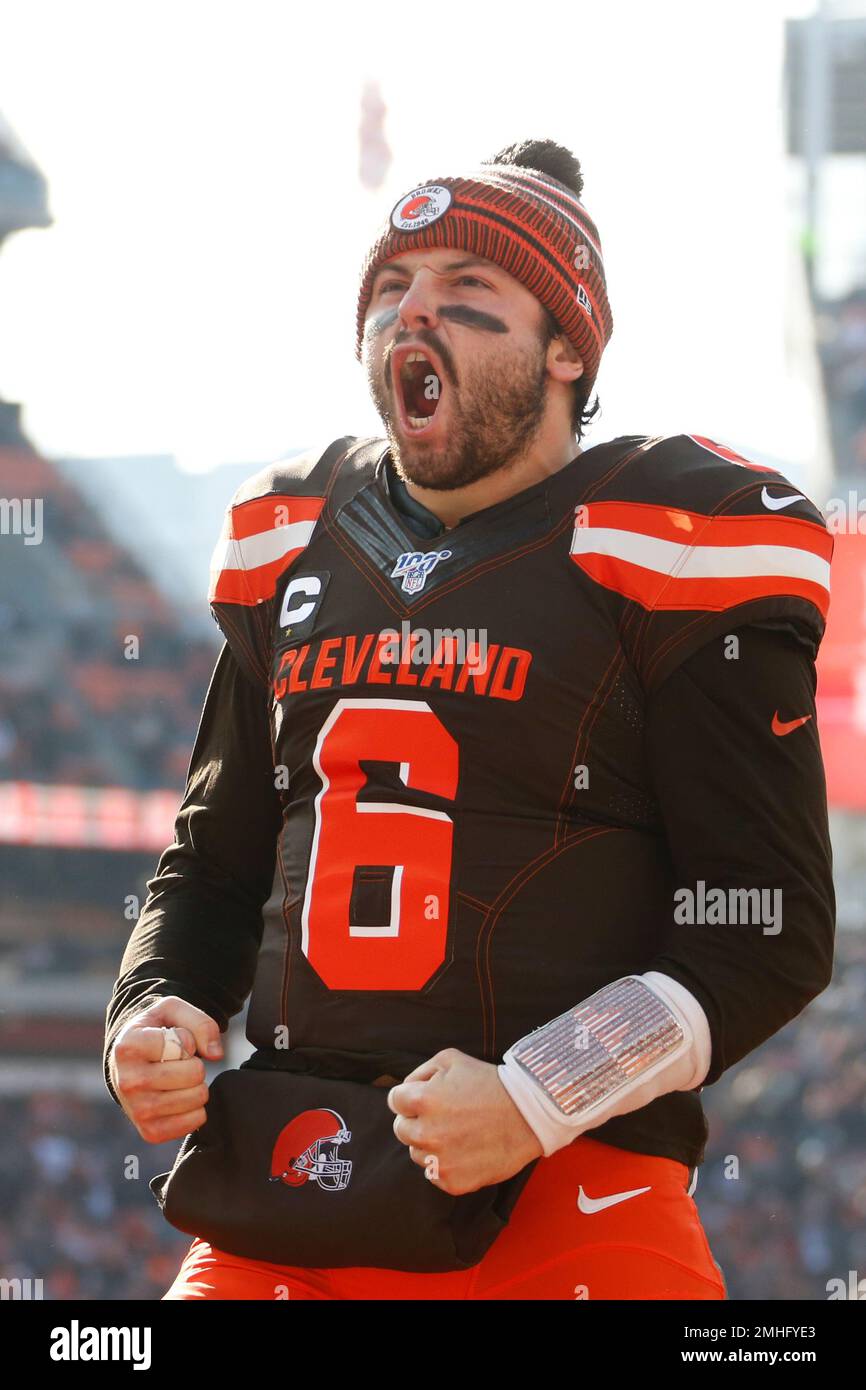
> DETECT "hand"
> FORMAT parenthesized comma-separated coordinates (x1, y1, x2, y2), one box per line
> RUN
(387, 1048, 543, 1195)
(109, 996, 223, 1144)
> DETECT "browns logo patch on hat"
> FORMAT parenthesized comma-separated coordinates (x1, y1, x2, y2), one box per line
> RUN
(391, 184, 452, 232)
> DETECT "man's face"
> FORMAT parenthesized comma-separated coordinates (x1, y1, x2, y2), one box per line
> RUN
(362, 247, 558, 491)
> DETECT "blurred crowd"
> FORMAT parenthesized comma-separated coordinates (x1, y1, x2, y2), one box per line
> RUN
(0, 930, 863, 1301)
(817, 286, 866, 476)
(697, 930, 866, 1300)
(0, 1091, 188, 1300)
(0, 444, 218, 791)
(0, 896, 147, 980)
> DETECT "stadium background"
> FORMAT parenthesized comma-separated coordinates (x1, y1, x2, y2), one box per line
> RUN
(0, 1, 864, 1300)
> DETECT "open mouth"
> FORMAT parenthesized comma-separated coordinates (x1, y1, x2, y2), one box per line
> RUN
(393, 349, 444, 435)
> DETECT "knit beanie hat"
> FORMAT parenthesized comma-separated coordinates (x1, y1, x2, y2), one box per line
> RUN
(355, 161, 613, 391)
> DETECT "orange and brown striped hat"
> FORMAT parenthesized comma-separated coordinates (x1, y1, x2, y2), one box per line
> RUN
(355, 163, 613, 391)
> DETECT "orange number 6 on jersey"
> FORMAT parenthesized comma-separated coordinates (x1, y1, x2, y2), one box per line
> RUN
(301, 698, 458, 990)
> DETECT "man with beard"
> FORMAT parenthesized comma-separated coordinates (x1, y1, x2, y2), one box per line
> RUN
(104, 138, 835, 1300)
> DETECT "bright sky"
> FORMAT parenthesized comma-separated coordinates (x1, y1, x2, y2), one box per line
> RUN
(0, 0, 823, 476)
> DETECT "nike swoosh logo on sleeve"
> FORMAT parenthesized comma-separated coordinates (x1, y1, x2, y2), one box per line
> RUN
(577, 1184, 652, 1214)
(771, 712, 812, 736)
(761, 487, 806, 511)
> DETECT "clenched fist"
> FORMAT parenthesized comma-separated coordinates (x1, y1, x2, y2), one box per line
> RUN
(387, 1048, 543, 1195)
(109, 996, 223, 1144)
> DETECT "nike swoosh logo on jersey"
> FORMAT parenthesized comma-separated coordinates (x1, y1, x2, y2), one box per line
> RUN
(761, 487, 806, 511)
(771, 711, 812, 736)
(577, 1184, 652, 1214)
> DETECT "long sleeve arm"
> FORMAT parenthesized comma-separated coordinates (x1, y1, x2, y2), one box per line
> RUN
(643, 620, 835, 1081)
(102, 640, 283, 1103)
(500, 622, 835, 1154)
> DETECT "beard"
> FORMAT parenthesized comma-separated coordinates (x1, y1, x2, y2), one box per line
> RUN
(364, 327, 550, 492)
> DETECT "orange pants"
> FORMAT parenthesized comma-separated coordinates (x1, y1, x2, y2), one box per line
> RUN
(163, 1135, 726, 1301)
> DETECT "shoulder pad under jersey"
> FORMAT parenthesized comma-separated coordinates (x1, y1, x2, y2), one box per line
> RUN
(569, 433, 833, 694)
(208, 434, 385, 685)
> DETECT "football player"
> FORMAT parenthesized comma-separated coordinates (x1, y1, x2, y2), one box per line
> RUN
(104, 138, 835, 1300)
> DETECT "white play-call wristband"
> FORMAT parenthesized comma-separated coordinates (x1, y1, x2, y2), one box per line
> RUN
(499, 972, 712, 1158)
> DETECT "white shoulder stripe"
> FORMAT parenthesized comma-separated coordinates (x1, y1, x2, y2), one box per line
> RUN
(570, 527, 831, 591)
(209, 519, 318, 575)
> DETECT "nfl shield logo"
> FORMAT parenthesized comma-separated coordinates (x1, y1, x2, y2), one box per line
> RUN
(391, 549, 452, 594)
